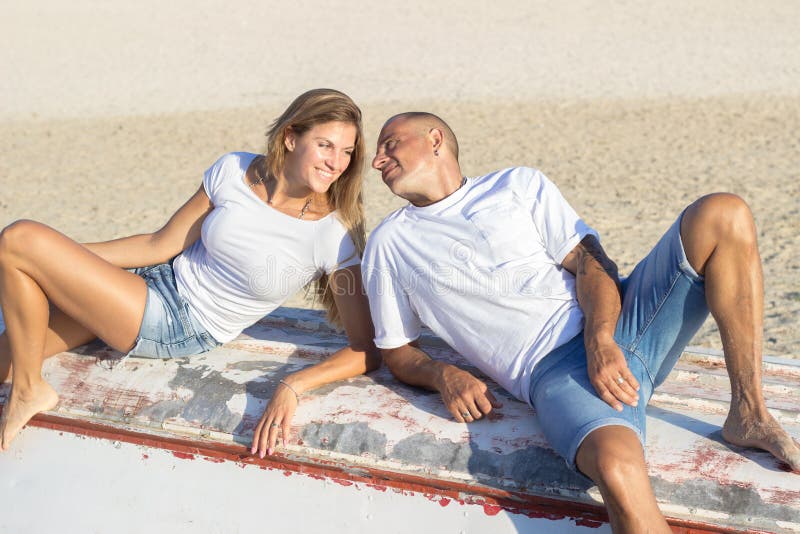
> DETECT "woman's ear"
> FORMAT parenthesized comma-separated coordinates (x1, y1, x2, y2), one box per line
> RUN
(284, 127, 296, 152)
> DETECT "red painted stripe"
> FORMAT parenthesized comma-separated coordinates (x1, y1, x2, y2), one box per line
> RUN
(24, 412, 764, 534)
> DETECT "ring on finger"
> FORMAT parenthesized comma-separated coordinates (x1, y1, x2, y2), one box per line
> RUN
(461, 413, 471, 419)
(616, 376, 625, 385)
(270, 423, 279, 428)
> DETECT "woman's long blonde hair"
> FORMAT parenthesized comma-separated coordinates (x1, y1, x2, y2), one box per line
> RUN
(264, 89, 366, 327)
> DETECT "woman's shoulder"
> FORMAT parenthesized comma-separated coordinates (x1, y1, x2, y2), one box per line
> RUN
(204, 152, 260, 195)
(313, 211, 361, 272)
(210, 152, 260, 173)
(314, 210, 352, 238)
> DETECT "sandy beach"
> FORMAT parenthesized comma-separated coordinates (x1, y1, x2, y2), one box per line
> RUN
(1, 1, 798, 356)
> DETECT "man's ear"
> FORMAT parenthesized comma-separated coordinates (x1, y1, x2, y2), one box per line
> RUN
(428, 127, 444, 153)
(284, 127, 296, 152)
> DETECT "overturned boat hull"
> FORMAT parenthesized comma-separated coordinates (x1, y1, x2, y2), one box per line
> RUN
(2, 307, 798, 533)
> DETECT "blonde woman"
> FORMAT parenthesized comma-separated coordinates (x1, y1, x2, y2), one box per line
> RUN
(0, 89, 379, 457)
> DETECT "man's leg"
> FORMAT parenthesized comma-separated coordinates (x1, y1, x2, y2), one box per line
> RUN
(681, 193, 800, 470)
(577, 426, 671, 534)
(532, 338, 668, 532)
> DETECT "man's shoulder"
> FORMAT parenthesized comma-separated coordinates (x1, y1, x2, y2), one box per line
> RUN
(470, 166, 547, 200)
(364, 207, 408, 257)
(474, 166, 544, 185)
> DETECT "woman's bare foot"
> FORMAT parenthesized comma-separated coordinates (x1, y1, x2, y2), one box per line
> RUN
(0, 380, 59, 450)
(723, 411, 800, 471)
(0, 359, 10, 383)
(1, 338, 10, 383)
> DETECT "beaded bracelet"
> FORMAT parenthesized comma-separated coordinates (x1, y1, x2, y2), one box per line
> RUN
(279, 379, 300, 401)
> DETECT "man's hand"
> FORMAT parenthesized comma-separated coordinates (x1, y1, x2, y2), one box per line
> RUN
(585, 335, 639, 411)
(435, 364, 503, 422)
(382, 344, 502, 422)
(561, 236, 638, 411)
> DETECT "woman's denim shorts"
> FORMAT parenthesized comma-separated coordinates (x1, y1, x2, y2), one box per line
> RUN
(529, 213, 709, 471)
(126, 262, 221, 359)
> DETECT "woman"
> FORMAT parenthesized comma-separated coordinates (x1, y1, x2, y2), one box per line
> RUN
(0, 88, 379, 458)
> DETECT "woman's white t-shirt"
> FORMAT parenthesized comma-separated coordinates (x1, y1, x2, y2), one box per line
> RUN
(173, 152, 360, 343)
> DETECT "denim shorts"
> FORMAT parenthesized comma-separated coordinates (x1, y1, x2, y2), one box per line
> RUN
(529, 213, 709, 470)
(126, 262, 221, 359)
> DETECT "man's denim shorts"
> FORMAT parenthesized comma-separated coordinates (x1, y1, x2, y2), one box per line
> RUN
(529, 213, 709, 470)
(126, 262, 221, 359)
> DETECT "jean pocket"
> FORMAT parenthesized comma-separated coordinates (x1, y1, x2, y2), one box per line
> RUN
(130, 264, 161, 277)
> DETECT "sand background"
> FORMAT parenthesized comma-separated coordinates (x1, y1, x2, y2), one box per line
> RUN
(1, 1, 798, 355)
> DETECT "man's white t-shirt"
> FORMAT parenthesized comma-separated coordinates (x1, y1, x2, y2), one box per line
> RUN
(173, 152, 360, 343)
(362, 167, 597, 403)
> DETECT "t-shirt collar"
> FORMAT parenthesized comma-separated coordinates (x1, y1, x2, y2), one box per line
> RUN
(406, 177, 471, 215)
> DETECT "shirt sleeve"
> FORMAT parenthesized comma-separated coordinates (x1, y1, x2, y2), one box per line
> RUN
(527, 169, 599, 264)
(361, 237, 422, 349)
(202, 153, 235, 203)
(316, 218, 361, 275)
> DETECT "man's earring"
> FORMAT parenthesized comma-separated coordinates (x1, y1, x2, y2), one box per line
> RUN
(434, 149, 439, 156)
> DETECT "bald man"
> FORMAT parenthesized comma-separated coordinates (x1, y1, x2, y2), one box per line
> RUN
(361, 112, 799, 533)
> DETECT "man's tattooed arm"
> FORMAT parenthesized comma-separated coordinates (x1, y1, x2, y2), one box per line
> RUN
(575, 235, 622, 292)
(562, 235, 639, 410)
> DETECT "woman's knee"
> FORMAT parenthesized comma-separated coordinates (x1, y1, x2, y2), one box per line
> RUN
(0, 220, 50, 262)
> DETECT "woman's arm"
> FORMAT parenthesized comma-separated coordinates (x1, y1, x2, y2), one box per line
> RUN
(251, 264, 381, 458)
(83, 185, 213, 268)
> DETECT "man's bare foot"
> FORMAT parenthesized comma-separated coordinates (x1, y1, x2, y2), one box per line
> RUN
(0, 380, 59, 450)
(723, 412, 800, 471)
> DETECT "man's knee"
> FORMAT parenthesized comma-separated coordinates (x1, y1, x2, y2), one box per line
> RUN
(681, 193, 758, 273)
(685, 193, 756, 245)
(576, 426, 648, 490)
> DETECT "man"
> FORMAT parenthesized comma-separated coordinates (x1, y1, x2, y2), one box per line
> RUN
(361, 112, 799, 533)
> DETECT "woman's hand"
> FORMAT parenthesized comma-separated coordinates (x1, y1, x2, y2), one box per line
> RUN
(250, 382, 299, 458)
(248, 265, 379, 459)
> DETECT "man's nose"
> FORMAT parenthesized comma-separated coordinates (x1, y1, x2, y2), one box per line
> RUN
(372, 152, 386, 170)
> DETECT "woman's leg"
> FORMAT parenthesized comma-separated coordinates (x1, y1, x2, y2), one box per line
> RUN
(1, 305, 98, 382)
(0, 220, 148, 449)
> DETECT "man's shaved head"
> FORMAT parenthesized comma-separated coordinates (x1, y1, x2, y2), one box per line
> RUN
(383, 112, 459, 160)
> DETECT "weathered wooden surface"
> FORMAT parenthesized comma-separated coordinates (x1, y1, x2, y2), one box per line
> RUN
(1, 307, 798, 532)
